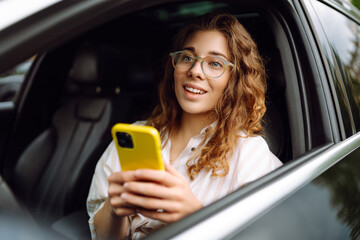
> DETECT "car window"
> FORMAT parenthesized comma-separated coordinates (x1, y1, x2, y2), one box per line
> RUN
(311, 1, 360, 133)
(0, 58, 33, 102)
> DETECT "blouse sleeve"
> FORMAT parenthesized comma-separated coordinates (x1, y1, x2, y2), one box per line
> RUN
(86, 141, 122, 240)
(232, 135, 282, 187)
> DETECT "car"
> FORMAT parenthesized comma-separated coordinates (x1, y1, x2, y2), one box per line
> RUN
(0, 0, 359, 239)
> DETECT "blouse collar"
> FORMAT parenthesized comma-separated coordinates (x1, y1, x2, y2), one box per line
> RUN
(163, 121, 218, 142)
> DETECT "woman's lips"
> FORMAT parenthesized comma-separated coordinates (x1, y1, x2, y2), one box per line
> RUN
(183, 85, 207, 95)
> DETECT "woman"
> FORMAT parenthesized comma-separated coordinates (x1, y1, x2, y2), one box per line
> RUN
(87, 13, 282, 239)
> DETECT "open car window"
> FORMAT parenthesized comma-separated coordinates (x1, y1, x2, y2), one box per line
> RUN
(1, 0, 359, 239)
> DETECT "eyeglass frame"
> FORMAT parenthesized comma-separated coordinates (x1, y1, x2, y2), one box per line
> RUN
(169, 50, 234, 78)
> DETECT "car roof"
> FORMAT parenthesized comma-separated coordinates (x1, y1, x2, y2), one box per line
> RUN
(0, 0, 60, 31)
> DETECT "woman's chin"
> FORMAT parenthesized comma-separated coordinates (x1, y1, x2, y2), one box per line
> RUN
(180, 107, 213, 117)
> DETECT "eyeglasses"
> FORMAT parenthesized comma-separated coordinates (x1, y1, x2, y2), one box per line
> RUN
(170, 50, 234, 78)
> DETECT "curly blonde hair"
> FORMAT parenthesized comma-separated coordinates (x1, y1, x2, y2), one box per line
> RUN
(147, 13, 266, 180)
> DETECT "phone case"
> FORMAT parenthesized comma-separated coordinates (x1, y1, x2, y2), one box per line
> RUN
(111, 123, 164, 171)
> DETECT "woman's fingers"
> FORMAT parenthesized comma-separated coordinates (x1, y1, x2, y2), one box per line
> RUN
(106, 166, 201, 222)
(110, 195, 134, 208)
(109, 169, 179, 187)
(120, 192, 180, 212)
(108, 183, 125, 197)
(108, 160, 185, 186)
(132, 168, 184, 187)
(134, 169, 173, 185)
(108, 171, 138, 212)
(123, 181, 179, 200)
(109, 195, 137, 217)
(108, 171, 137, 184)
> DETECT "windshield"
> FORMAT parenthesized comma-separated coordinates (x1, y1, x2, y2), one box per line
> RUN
(0, 0, 61, 30)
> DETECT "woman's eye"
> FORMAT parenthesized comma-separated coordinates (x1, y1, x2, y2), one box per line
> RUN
(209, 61, 223, 68)
(182, 55, 193, 62)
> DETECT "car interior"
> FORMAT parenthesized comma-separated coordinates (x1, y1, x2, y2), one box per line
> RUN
(0, 1, 296, 239)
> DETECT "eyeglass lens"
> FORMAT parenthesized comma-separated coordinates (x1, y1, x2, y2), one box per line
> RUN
(173, 52, 226, 78)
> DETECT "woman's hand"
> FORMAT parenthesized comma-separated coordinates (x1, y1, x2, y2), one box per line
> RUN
(111, 162, 203, 223)
(108, 171, 138, 217)
(94, 171, 138, 240)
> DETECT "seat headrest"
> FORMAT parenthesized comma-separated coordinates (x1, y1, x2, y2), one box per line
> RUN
(69, 43, 99, 85)
(67, 43, 127, 96)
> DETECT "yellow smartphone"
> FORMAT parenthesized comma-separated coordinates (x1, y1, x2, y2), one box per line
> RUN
(111, 123, 164, 171)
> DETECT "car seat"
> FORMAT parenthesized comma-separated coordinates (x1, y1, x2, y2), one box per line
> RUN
(11, 42, 123, 225)
(262, 49, 291, 162)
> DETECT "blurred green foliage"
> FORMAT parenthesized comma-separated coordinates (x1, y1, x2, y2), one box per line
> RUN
(352, 0, 360, 10)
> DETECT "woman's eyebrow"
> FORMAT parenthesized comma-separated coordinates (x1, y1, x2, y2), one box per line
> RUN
(183, 47, 195, 52)
(208, 51, 229, 60)
(182, 47, 229, 60)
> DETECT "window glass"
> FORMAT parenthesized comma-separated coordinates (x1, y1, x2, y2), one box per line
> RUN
(0, 58, 33, 102)
(312, 1, 360, 132)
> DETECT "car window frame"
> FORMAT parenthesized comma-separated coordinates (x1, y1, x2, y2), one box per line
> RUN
(0, 0, 186, 74)
(310, 0, 360, 133)
(301, 0, 360, 139)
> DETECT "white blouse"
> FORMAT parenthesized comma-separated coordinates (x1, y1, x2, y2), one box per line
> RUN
(86, 122, 282, 239)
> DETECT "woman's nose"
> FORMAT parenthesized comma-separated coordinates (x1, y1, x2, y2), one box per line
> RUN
(188, 60, 205, 80)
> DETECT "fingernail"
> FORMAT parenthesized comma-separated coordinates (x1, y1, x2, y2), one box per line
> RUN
(123, 183, 129, 189)
(121, 193, 128, 200)
(135, 170, 141, 176)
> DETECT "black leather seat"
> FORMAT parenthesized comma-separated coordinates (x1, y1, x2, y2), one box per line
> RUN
(11, 43, 122, 225)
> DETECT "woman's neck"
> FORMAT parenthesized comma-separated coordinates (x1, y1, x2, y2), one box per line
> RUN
(175, 111, 213, 140)
(168, 111, 213, 163)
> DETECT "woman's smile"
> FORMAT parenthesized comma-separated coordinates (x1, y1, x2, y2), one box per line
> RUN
(183, 84, 207, 95)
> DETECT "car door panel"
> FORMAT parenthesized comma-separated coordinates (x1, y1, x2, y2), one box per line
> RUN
(145, 133, 360, 240)
(231, 142, 360, 240)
